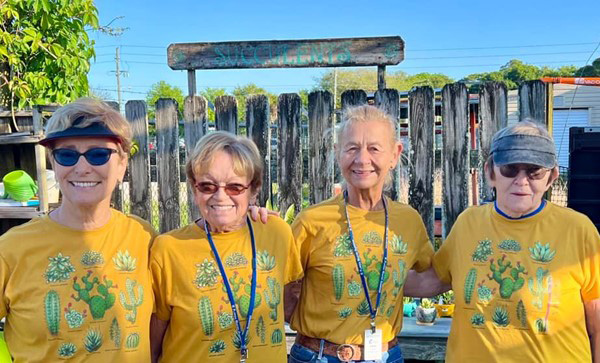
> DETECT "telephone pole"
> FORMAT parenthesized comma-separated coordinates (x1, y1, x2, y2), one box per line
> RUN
(115, 47, 122, 112)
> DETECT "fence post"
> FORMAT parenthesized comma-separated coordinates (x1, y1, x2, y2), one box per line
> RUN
(278, 93, 302, 217)
(375, 89, 401, 201)
(479, 82, 508, 202)
(408, 86, 435, 242)
(155, 98, 181, 233)
(215, 95, 238, 133)
(246, 94, 271, 207)
(106, 101, 123, 210)
(519, 80, 547, 124)
(341, 90, 368, 109)
(183, 95, 208, 221)
(441, 83, 470, 237)
(126, 101, 152, 221)
(308, 90, 334, 204)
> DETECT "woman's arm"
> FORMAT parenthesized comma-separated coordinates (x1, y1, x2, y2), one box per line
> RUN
(150, 314, 169, 363)
(585, 299, 600, 362)
(284, 279, 303, 323)
(403, 267, 451, 298)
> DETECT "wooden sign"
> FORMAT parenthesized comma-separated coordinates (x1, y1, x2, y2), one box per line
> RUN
(168, 36, 404, 70)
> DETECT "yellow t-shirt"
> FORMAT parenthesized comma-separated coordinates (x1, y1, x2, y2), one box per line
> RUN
(289, 194, 433, 344)
(150, 216, 303, 362)
(433, 202, 600, 362)
(0, 210, 155, 362)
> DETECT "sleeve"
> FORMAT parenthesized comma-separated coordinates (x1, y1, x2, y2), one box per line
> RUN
(149, 238, 172, 321)
(291, 213, 312, 269)
(432, 227, 456, 285)
(410, 212, 434, 273)
(581, 219, 600, 302)
(284, 229, 304, 284)
(0, 254, 9, 319)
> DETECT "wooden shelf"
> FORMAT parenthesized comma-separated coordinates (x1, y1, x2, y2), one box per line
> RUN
(0, 207, 43, 219)
(0, 133, 43, 145)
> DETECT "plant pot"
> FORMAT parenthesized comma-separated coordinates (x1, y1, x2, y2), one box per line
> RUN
(415, 307, 437, 326)
(2, 170, 37, 201)
(434, 303, 455, 317)
(403, 302, 417, 317)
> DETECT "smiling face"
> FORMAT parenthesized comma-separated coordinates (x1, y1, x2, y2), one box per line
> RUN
(337, 119, 402, 195)
(193, 150, 255, 233)
(51, 137, 127, 210)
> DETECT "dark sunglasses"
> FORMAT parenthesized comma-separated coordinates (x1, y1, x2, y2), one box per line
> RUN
(52, 148, 118, 167)
(498, 164, 550, 180)
(195, 182, 250, 196)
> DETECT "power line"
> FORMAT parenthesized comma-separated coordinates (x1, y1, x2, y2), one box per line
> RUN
(410, 42, 597, 51)
(409, 51, 590, 60)
(399, 60, 586, 69)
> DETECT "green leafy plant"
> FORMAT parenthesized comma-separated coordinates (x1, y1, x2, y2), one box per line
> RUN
(44, 253, 76, 283)
(83, 329, 103, 352)
(498, 239, 521, 252)
(338, 307, 352, 319)
(362, 231, 382, 245)
(209, 340, 226, 354)
(257, 250, 276, 271)
(435, 290, 454, 305)
(529, 242, 556, 263)
(194, 259, 219, 288)
(472, 239, 493, 262)
(471, 313, 485, 326)
(81, 250, 104, 266)
(266, 199, 296, 224)
(64, 302, 86, 329)
(420, 298, 435, 309)
(57, 342, 77, 357)
(217, 305, 233, 330)
(225, 252, 248, 268)
(390, 234, 408, 254)
(477, 281, 496, 304)
(333, 233, 353, 257)
(492, 305, 510, 327)
(112, 250, 137, 271)
(357, 299, 370, 316)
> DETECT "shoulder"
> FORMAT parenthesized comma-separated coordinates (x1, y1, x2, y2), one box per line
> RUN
(295, 195, 343, 224)
(152, 224, 198, 254)
(387, 201, 423, 221)
(546, 202, 596, 229)
(0, 216, 50, 252)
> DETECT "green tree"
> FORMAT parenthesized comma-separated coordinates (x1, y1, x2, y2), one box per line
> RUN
(146, 81, 185, 120)
(232, 83, 277, 121)
(199, 87, 226, 121)
(575, 58, 600, 76)
(0, 0, 99, 118)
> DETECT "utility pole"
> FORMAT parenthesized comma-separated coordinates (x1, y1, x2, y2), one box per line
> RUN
(115, 47, 122, 112)
(333, 68, 338, 110)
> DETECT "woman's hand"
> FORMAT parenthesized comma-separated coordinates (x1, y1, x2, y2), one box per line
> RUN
(248, 206, 279, 224)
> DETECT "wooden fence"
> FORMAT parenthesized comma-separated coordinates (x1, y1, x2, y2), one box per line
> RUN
(110, 80, 551, 238)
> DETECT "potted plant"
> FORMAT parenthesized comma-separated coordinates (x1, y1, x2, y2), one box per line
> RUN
(416, 298, 437, 326)
(434, 290, 455, 318)
(403, 297, 417, 317)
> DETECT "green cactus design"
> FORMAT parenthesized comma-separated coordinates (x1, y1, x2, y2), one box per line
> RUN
(464, 268, 477, 304)
(83, 329, 103, 352)
(488, 255, 528, 299)
(198, 296, 215, 336)
(492, 305, 510, 327)
(477, 280, 496, 304)
(58, 342, 77, 357)
(126, 333, 140, 349)
(498, 239, 521, 252)
(516, 300, 527, 328)
(472, 239, 493, 262)
(110, 317, 121, 348)
(471, 313, 485, 326)
(119, 278, 143, 323)
(390, 234, 408, 254)
(81, 250, 104, 266)
(257, 250, 276, 271)
(333, 233, 353, 257)
(529, 242, 556, 263)
(271, 328, 283, 344)
(225, 252, 248, 268)
(112, 250, 137, 271)
(535, 318, 547, 333)
(209, 340, 226, 354)
(528, 267, 549, 310)
(217, 305, 234, 330)
(362, 249, 390, 291)
(363, 231, 382, 245)
(64, 302, 87, 329)
(338, 307, 352, 319)
(232, 330, 249, 349)
(44, 253, 76, 283)
(71, 271, 117, 320)
(332, 264, 345, 301)
(264, 277, 281, 321)
(45, 290, 60, 335)
(347, 277, 361, 297)
(221, 271, 261, 318)
(386, 305, 395, 317)
(194, 259, 219, 288)
(256, 316, 266, 344)
(392, 260, 407, 297)
(357, 299, 370, 316)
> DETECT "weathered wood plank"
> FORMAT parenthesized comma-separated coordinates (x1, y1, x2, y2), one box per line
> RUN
(187, 70, 196, 96)
(479, 82, 508, 202)
(441, 83, 469, 237)
(183, 95, 208, 221)
(126, 100, 152, 221)
(168, 36, 404, 70)
(155, 98, 181, 233)
(375, 89, 400, 201)
(308, 91, 334, 204)
(246, 94, 271, 207)
(277, 93, 302, 216)
(105, 101, 123, 211)
(341, 90, 368, 109)
(519, 80, 547, 124)
(377, 65, 386, 91)
(408, 86, 435, 241)
(215, 95, 238, 134)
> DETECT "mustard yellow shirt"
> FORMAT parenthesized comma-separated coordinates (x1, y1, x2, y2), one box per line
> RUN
(290, 194, 433, 344)
(433, 202, 600, 362)
(150, 216, 303, 362)
(0, 210, 155, 362)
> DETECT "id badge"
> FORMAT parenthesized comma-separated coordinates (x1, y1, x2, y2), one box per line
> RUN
(363, 328, 383, 360)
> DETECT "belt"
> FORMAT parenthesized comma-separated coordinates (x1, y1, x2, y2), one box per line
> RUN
(295, 334, 398, 362)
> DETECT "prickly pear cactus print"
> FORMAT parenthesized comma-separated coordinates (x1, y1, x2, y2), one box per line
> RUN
(464, 268, 477, 304)
(362, 231, 382, 245)
(80, 250, 104, 266)
(64, 302, 86, 329)
(333, 233, 353, 257)
(488, 255, 527, 299)
(71, 271, 116, 320)
(198, 296, 215, 336)
(57, 342, 77, 357)
(209, 340, 226, 354)
(471, 239, 493, 262)
(338, 307, 352, 319)
(44, 253, 76, 283)
(332, 264, 345, 301)
(45, 290, 60, 335)
(194, 259, 219, 288)
(225, 252, 248, 268)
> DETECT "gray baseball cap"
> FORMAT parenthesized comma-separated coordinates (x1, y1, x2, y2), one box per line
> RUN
(490, 126, 557, 168)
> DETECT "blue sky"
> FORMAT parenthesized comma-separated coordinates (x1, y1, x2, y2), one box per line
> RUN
(89, 0, 600, 104)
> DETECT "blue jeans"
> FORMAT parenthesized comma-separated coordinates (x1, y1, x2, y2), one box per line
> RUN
(288, 342, 404, 363)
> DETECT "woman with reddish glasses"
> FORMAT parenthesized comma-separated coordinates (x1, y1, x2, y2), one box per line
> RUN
(150, 131, 302, 362)
(0, 98, 155, 361)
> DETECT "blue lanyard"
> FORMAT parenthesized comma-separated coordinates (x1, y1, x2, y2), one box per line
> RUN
(204, 216, 257, 362)
(343, 190, 389, 332)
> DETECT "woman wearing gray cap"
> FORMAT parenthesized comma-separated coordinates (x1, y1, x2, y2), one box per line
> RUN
(430, 120, 600, 362)
(0, 98, 155, 361)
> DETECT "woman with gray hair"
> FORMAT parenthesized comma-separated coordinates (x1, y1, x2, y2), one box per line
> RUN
(432, 120, 600, 362)
(0, 98, 155, 361)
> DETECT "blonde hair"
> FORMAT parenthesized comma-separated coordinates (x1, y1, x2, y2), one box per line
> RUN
(45, 98, 132, 153)
(186, 131, 263, 193)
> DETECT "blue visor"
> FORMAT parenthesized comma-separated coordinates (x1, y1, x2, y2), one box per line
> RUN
(39, 117, 121, 147)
